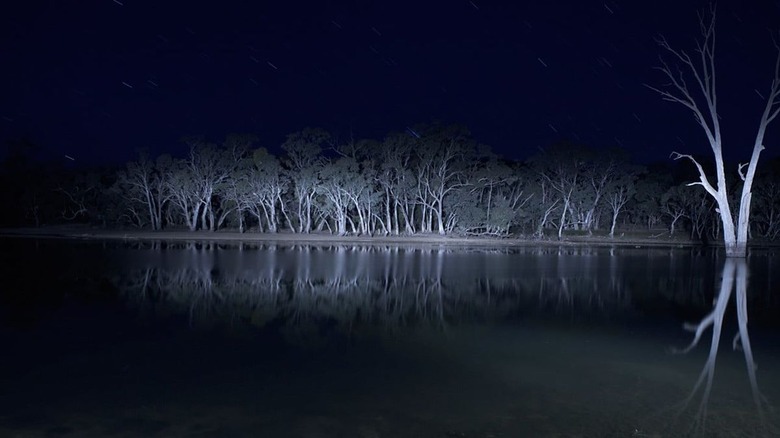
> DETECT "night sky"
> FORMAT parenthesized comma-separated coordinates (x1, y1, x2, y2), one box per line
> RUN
(1, 0, 779, 166)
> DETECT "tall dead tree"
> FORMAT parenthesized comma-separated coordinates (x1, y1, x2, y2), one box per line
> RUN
(646, 5, 780, 257)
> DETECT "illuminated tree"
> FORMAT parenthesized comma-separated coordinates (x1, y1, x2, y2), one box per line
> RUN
(116, 152, 171, 230)
(414, 125, 473, 235)
(281, 128, 329, 233)
(647, 5, 780, 257)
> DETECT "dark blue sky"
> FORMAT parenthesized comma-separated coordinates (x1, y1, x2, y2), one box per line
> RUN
(1, 0, 778, 166)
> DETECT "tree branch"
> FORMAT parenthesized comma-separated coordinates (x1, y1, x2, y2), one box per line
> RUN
(738, 162, 748, 181)
(646, 7, 722, 156)
(760, 33, 780, 126)
(670, 152, 718, 198)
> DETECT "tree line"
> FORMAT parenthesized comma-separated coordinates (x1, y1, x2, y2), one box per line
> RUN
(2, 124, 780, 242)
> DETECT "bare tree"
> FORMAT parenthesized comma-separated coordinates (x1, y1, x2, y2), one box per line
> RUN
(661, 184, 690, 237)
(646, 5, 780, 257)
(116, 152, 170, 230)
(606, 186, 631, 238)
(57, 171, 106, 223)
(530, 142, 588, 239)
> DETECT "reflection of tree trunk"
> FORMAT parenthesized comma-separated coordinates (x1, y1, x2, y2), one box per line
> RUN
(674, 261, 734, 355)
(673, 260, 732, 435)
(670, 259, 770, 436)
(733, 259, 768, 427)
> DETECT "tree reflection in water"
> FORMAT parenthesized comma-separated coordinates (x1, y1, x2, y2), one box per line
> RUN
(665, 258, 775, 437)
(113, 245, 651, 344)
(48, 243, 780, 435)
(8, 239, 780, 437)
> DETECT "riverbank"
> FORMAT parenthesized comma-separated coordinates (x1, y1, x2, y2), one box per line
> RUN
(0, 225, 703, 248)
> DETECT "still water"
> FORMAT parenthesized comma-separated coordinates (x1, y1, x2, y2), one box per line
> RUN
(1, 238, 779, 437)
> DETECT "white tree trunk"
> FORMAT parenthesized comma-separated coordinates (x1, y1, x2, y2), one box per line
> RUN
(647, 6, 780, 257)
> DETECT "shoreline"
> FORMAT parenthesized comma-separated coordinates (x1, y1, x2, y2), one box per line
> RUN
(0, 225, 705, 249)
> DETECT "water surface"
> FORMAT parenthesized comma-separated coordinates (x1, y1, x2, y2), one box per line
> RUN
(1, 239, 778, 437)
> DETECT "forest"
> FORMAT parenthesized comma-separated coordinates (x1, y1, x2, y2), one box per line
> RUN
(2, 124, 779, 242)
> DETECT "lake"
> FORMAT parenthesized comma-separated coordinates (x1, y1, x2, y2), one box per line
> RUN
(1, 238, 778, 437)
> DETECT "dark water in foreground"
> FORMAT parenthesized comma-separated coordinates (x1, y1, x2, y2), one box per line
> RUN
(1, 239, 779, 437)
